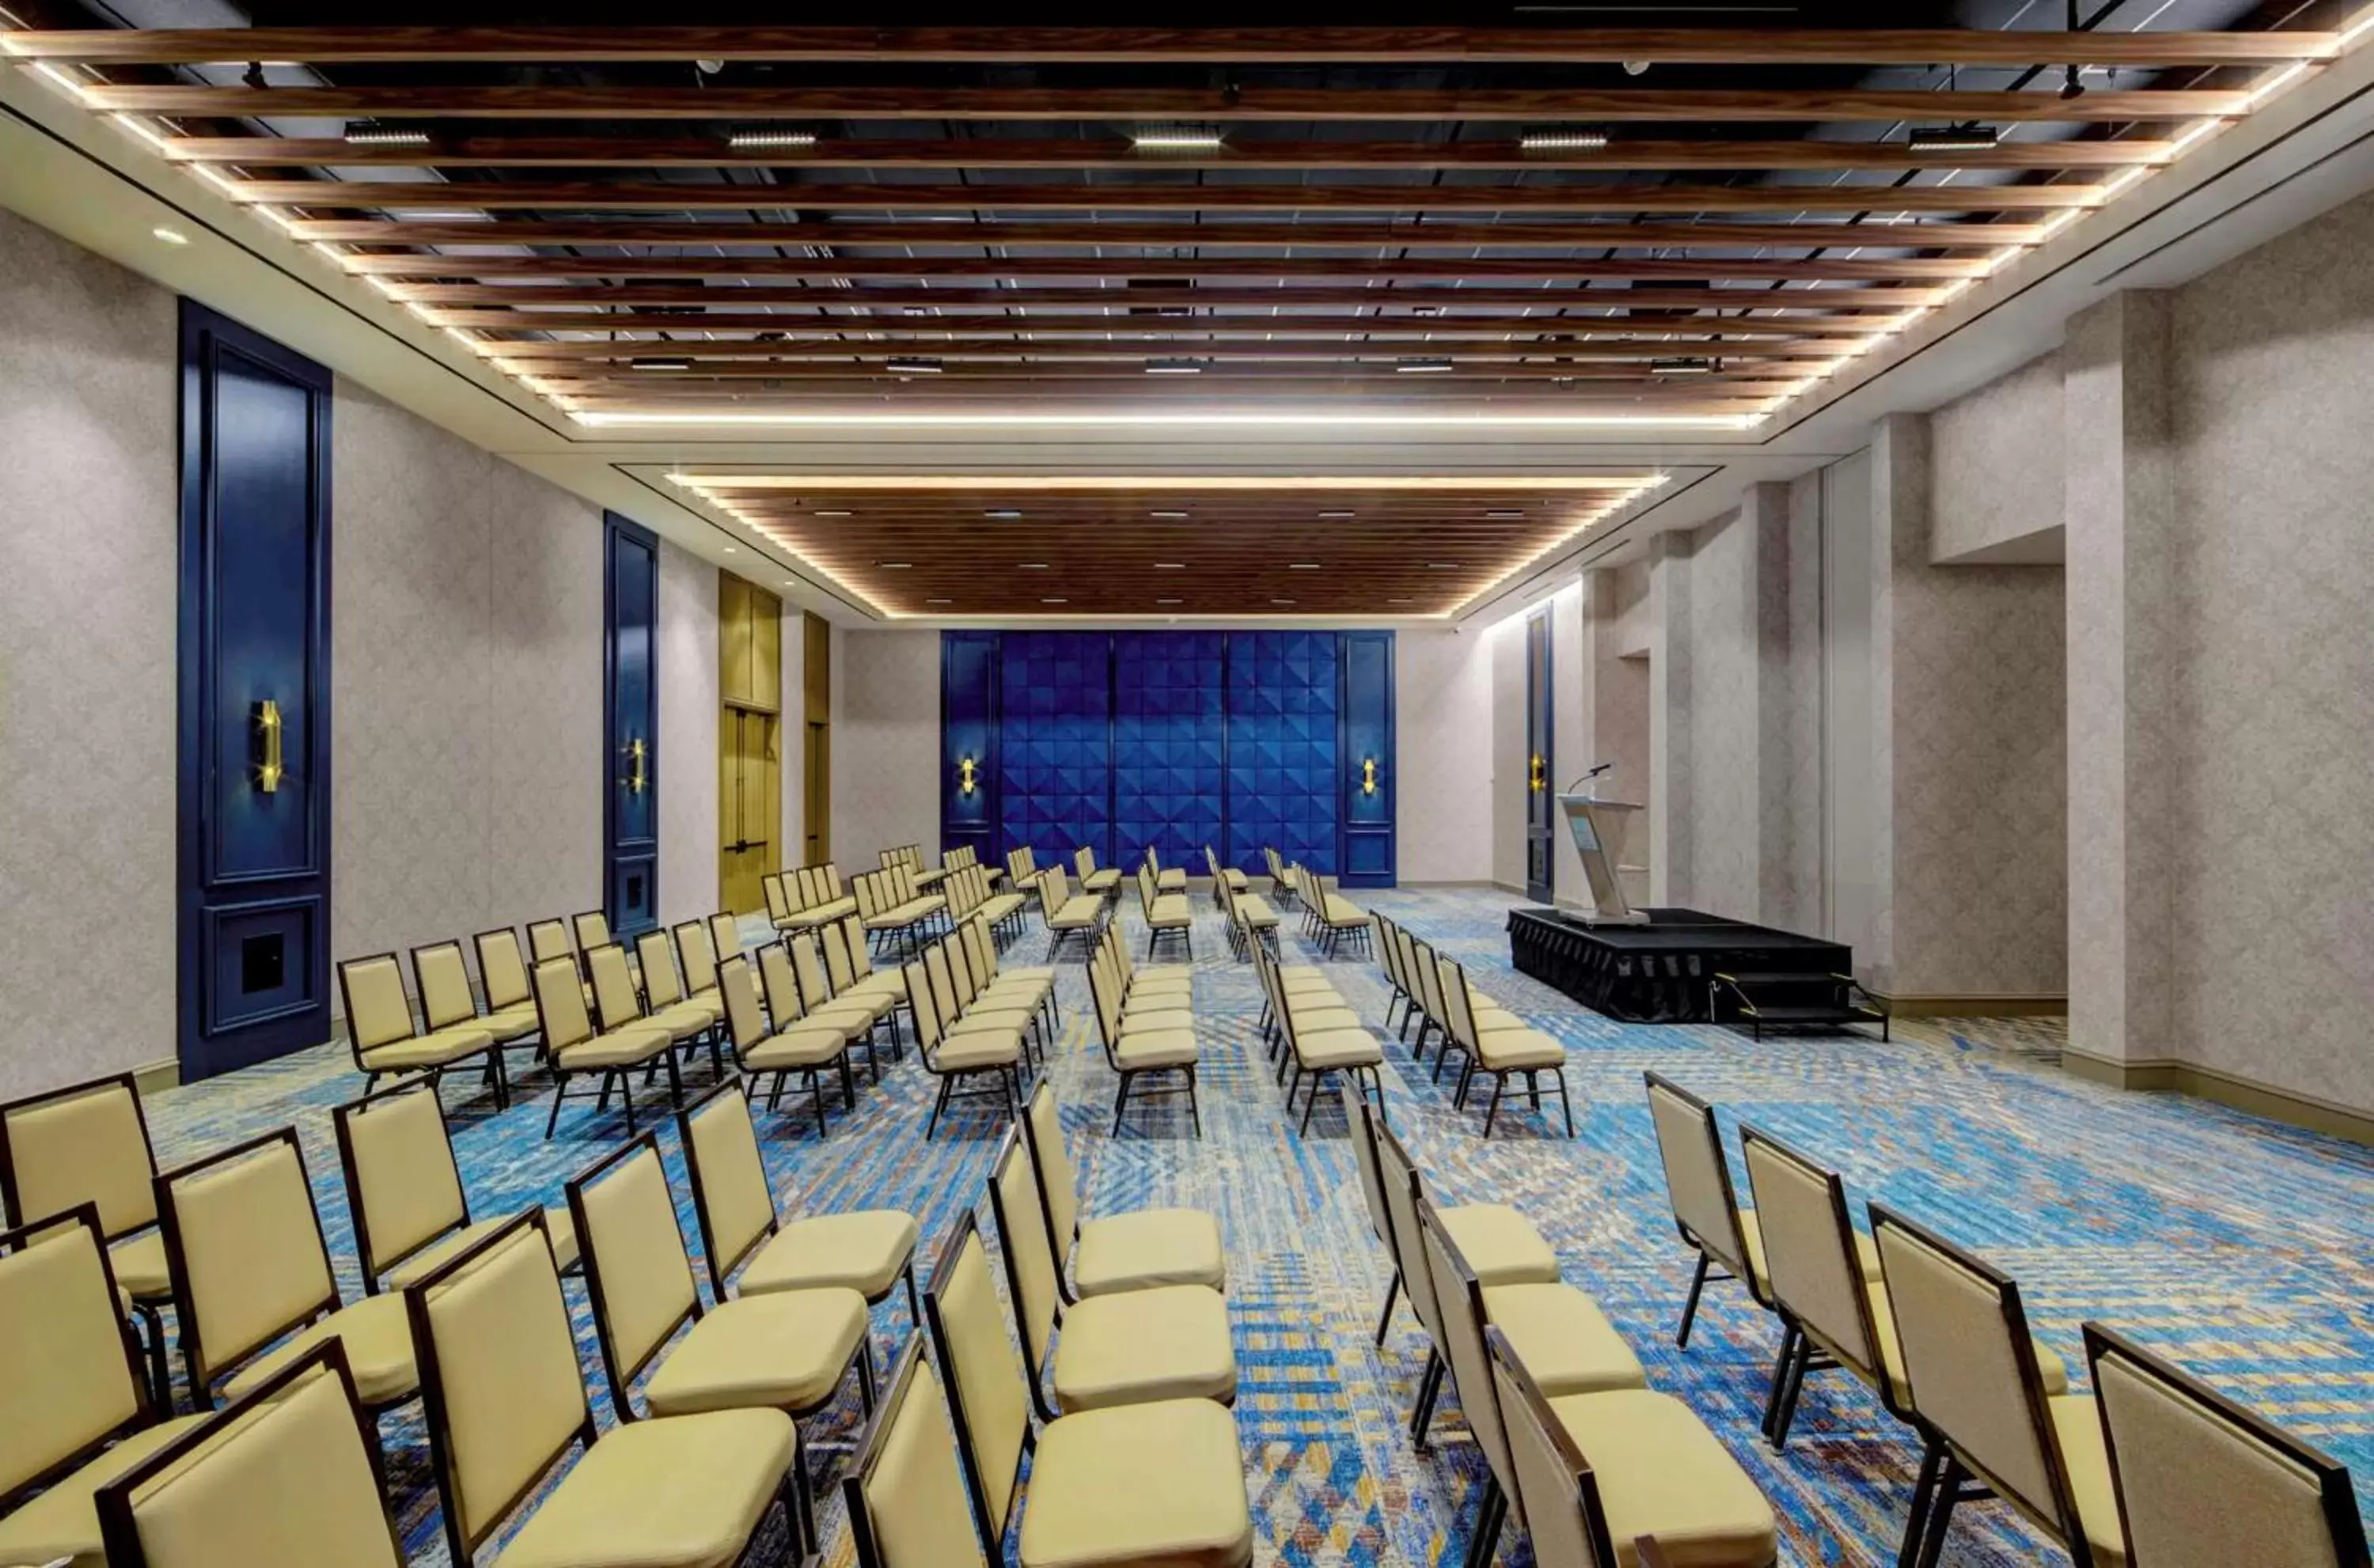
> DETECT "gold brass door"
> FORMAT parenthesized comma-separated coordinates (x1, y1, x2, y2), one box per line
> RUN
(719, 708, 780, 915)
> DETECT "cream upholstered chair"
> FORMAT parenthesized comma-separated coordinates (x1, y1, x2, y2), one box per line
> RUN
(2084, 1323, 2368, 1568)
(1417, 1191, 1650, 1563)
(0, 1071, 176, 1405)
(1372, 914, 1413, 1028)
(415, 937, 543, 1075)
(529, 953, 675, 1138)
(923, 1218, 1254, 1568)
(1101, 919, 1193, 1007)
(1214, 855, 1280, 960)
(1006, 844, 1039, 886)
(677, 1080, 920, 1325)
(672, 917, 726, 1012)
(960, 864, 1029, 941)
(1870, 1206, 2120, 1568)
(1073, 845, 1123, 898)
(1438, 953, 1574, 1137)
(1143, 845, 1188, 895)
(1087, 948, 1202, 1137)
(1261, 846, 1298, 908)
(1036, 865, 1105, 959)
(1201, 844, 1249, 907)
(1294, 865, 1372, 956)
(1369, 1108, 1560, 1446)
(904, 947, 1026, 1138)
(0, 1207, 208, 1568)
(527, 915, 575, 969)
(844, 1339, 992, 1568)
(154, 1128, 419, 1418)
(635, 926, 729, 1077)
(781, 862, 858, 933)
(1487, 1326, 1779, 1568)
(1643, 1074, 1782, 1349)
(1019, 1083, 1225, 1305)
(827, 913, 919, 1043)
(707, 910, 745, 966)
(1253, 938, 1384, 1135)
(985, 1129, 1235, 1419)
(1136, 865, 1196, 960)
(792, 928, 900, 1078)
(958, 915, 1056, 1035)
(331, 1078, 578, 1293)
(585, 942, 712, 1092)
(89, 1341, 402, 1568)
(717, 953, 851, 1131)
(336, 951, 505, 1104)
(929, 938, 1046, 1071)
(472, 925, 556, 1060)
(406, 1210, 805, 1566)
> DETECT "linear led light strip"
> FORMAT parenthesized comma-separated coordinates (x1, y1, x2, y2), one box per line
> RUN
(675, 481, 893, 617)
(7, 16, 2372, 431)
(667, 473, 1664, 492)
(1446, 472, 1671, 616)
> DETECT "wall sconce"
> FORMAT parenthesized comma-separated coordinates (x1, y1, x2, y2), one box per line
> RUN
(958, 755, 978, 795)
(621, 737, 648, 795)
(252, 699, 284, 793)
(1361, 756, 1380, 797)
(1528, 753, 1545, 793)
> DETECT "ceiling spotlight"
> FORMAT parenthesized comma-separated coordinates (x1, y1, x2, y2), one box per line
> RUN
(727, 127, 820, 150)
(1042, 597, 1069, 604)
(1621, 59, 1652, 77)
(1427, 562, 1462, 570)
(151, 226, 189, 246)
(1649, 356, 1720, 375)
(1272, 598, 1296, 606)
(1154, 562, 1188, 569)
(1289, 562, 1322, 570)
(814, 509, 854, 517)
(927, 597, 953, 604)
(631, 355, 696, 371)
(987, 509, 1025, 521)
(1144, 358, 1208, 375)
(1017, 561, 1050, 568)
(1396, 358, 1456, 374)
(1132, 125, 1226, 151)
(1907, 122, 2000, 153)
(722, 545, 737, 553)
(1156, 597, 1183, 605)
(1519, 127, 1609, 153)
(877, 561, 912, 570)
(343, 119, 430, 147)
(886, 356, 944, 375)
(1150, 510, 1189, 520)
(1485, 509, 1524, 519)
(1318, 510, 1356, 520)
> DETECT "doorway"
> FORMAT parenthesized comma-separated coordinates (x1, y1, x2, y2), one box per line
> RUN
(802, 612, 832, 865)
(718, 576, 783, 915)
(1523, 606, 1557, 903)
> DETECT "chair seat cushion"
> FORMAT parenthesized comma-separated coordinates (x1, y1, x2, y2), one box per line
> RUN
(1282, 990, 1348, 1015)
(360, 1025, 494, 1070)
(983, 975, 1052, 1006)
(223, 1291, 419, 1406)
(1082, 870, 1123, 893)
(1002, 965, 1058, 983)
(1294, 1029, 1383, 1070)
(947, 1009, 1037, 1040)
(480, 1002, 543, 1042)
(1476, 1028, 1566, 1070)
(935, 1029, 1024, 1070)
(1278, 971, 1336, 994)
(738, 1210, 920, 1301)
(1139, 964, 1194, 983)
(1319, 897, 1368, 926)
(1075, 1208, 1227, 1298)
(1019, 1399, 1252, 1568)
(644, 1289, 869, 1417)
(2048, 1393, 2128, 1568)
(1287, 1011, 1363, 1041)
(801, 1000, 881, 1036)
(0, 1411, 211, 1566)
(1119, 1009, 1196, 1037)
(1154, 869, 1189, 892)
(1127, 978, 1194, 1003)
(388, 1207, 579, 1289)
(1481, 1283, 1648, 1396)
(1052, 1284, 1238, 1414)
(555, 1024, 672, 1070)
(1546, 1389, 1778, 1568)
(1439, 1205, 1560, 1287)
(1147, 895, 1194, 926)
(1218, 869, 1250, 892)
(111, 1229, 172, 1300)
(745, 1026, 849, 1071)
(1051, 899, 1105, 929)
(1116, 1030, 1200, 1070)
(650, 1001, 719, 1041)
(501, 1407, 797, 1568)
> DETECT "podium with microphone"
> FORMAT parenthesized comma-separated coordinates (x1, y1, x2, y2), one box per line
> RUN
(1554, 762, 1648, 927)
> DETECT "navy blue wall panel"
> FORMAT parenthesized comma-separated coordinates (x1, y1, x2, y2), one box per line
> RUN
(1224, 631, 1341, 877)
(941, 631, 1000, 860)
(998, 632, 1113, 868)
(603, 513, 660, 935)
(1337, 630, 1397, 888)
(1113, 632, 1226, 876)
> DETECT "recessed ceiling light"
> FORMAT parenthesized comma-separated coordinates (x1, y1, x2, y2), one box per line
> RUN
(727, 127, 820, 150)
(927, 597, 953, 604)
(1289, 562, 1322, 570)
(722, 546, 737, 553)
(1486, 509, 1525, 519)
(783, 578, 796, 585)
(1150, 510, 1189, 520)
(1271, 598, 1295, 605)
(886, 356, 944, 374)
(1519, 127, 1610, 153)
(1396, 358, 1456, 374)
(1144, 358, 1208, 375)
(631, 355, 695, 372)
(1156, 597, 1183, 604)
(1428, 562, 1462, 570)
(1907, 122, 2000, 153)
(1388, 597, 1415, 604)
(1018, 562, 1050, 570)
(1042, 597, 1068, 604)
(343, 119, 430, 147)
(1132, 125, 1225, 151)
(1154, 562, 1188, 570)
(151, 225, 188, 245)
(1318, 510, 1356, 520)
(814, 509, 854, 517)
(1409, 305, 1445, 319)
(901, 305, 931, 316)
(878, 561, 912, 569)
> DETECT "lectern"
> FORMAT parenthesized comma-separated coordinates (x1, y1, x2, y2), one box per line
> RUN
(1556, 793, 1648, 926)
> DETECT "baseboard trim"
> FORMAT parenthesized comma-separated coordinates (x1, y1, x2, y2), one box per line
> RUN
(1876, 992, 2068, 1018)
(2060, 1046, 2374, 1148)
(132, 1057, 180, 1096)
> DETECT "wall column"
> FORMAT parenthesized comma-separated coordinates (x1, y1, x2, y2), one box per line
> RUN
(1646, 528, 1692, 905)
(1867, 412, 1928, 996)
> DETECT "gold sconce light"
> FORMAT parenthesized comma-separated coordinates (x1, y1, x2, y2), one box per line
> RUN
(252, 700, 284, 793)
(622, 737, 648, 795)
(958, 755, 978, 795)
(1361, 756, 1380, 797)
(1528, 753, 1545, 793)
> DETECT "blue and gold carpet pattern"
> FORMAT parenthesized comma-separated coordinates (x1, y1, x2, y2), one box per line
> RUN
(134, 888, 2374, 1566)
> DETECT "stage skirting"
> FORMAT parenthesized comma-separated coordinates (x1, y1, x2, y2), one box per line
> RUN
(1506, 907, 1853, 1024)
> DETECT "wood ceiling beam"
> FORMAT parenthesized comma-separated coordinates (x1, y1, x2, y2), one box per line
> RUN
(348, 253, 1978, 282)
(390, 282, 1942, 309)
(228, 179, 2103, 212)
(163, 134, 2172, 172)
(419, 310, 1894, 336)
(83, 85, 2251, 123)
(12, 26, 2327, 66)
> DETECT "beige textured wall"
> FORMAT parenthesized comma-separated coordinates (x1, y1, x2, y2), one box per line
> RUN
(1395, 627, 1494, 883)
(1488, 615, 1528, 890)
(833, 628, 941, 869)
(1589, 566, 1653, 905)
(0, 210, 177, 1096)
(1930, 349, 2067, 565)
(655, 541, 719, 924)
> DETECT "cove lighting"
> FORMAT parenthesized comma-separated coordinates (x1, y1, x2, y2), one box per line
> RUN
(985, 509, 1024, 520)
(1154, 562, 1188, 569)
(1485, 509, 1524, 519)
(1519, 127, 1609, 152)
(630, 355, 695, 371)
(1318, 510, 1356, 519)
(814, 509, 854, 517)
(670, 474, 1656, 493)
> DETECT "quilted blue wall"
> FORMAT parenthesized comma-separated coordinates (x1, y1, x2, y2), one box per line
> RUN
(1113, 632, 1226, 877)
(998, 632, 1113, 869)
(1223, 631, 1341, 876)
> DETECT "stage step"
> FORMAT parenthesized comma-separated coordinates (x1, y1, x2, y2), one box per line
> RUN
(1710, 971, 1889, 1041)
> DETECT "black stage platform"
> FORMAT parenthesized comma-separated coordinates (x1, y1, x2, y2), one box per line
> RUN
(1507, 907, 1853, 1025)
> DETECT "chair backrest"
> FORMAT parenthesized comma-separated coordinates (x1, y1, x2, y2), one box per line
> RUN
(759, 940, 809, 1025)
(674, 918, 720, 994)
(473, 926, 533, 1010)
(1436, 954, 1484, 1051)
(526, 917, 572, 966)
(1147, 845, 1165, 873)
(958, 916, 997, 989)
(985, 1130, 1062, 1381)
(1044, 865, 1076, 911)
(1372, 1115, 1447, 1350)
(855, 871, 886, 920)
(902, 960, 946, 1053)
(1417, 1191, 1522, 1516)
(1020, 1083, 1081, 1250)
(677, 1081, 781, 1300)
(1264, 846, 1285, 881)
(1338, 1085, 1394, 1254)
(1870, 1206, 2081, 1547)
(157, 1129, 340, 1390)
(1086, 950, 1126, 1055)
(1739, 1126, 1889, 1397)
(332, 1081, 468, 1289)
(717, 955, 768, 1057)
(846, 1339, 993, 1568)
(584, 941, 645, 1031)
(923, 941, 965, 1025)
(566, 1134, 703, 1418)
(707, 912, 741, 964)
(1642, 1073, 1758, 1294)
(1487, 1325, 1619, 1568)
(407, 1212, 595, 1563)
(93, 1342, 403, 1568)
(337, 953, 419, 1055)
(1412, 937, 1451, 1025)
(838, 912, 878, 981)
(412, 940, 482, 1032)
(920, 1218, 1033, 1549)
(636, 928, 688, 1008)
(821, 918, 862, 992)
(764, 873, 791, 922)
(529, 953, 596, 1052)
(0, 1206, 148, 1505)
(945, 934, 986, 1011)
(1372, 915, 1400, 987)
(1006, 845, 1036, 883)
(1073, 846, 1098, 880)
(572, 909, 612, 955)
(1135, 865, 1159, 911)
(791, 933, 837, 1009)
(0, 1070, 157, 1240)
(2084, 1322, 2369, 1568)
(794, 865, 822, 908)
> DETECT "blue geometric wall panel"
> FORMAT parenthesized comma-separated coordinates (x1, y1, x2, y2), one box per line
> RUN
(997, 632, 1112, 869)
(1224, 631, 1341, 876)
(1113, 632, 1225, 878)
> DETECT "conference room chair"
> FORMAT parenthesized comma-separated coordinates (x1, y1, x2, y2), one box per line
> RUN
(855, 869, 935, 960)
(1404, 933, 1524, 1081)
(717, 953, 850, 1134)
(1416, 1189, 1651, 1566)
(828, 911, 919, 1042)
(760, 937, 879, 1056)
(414, 937, 543, 1076)
(957, 862, 1029, 941)
(1100, 918, 1194, 1007)
(634, 925, 727, 1074)
(567, 1134, 874, 1547)
(670, 916, 726, 1017)
(921, 1218, 1256, 1568)
(1486, 1325, 1780, 1568)
(1072, 845, 1123, 898)
(1213, 853, 1280, 959)
(1087, 946, 1203, 1137)
(336, 951, 506, 1105)
(842, 1339, 994, 1568)
(472, 924, 561, 1066)
(1253, 938, 1384, 1135)
(1248, 930, 1355, 1064)
(1365, 1106, 1561, 1448)
(794, 862, 859, 930)
(985, 1128, 1235, 1419)
(529, 953, 677, 1138)
(1143, 846, 1188, 895)
(1036, 865, 1105, 959)
(1437, 953, 1575, 1137)
(406, 1210, 806, 1566)
(1018, 1083, 1226, 1305)
(0, 1070, 176, 1407)
(1739, 1127, 2069, 1453)
(1871, 1206, 2118, 1568)
(2084, 1323, 2370, 1568)
(331, 1078, 579, 1294)
(0, 1206, 208, 1568)
(707, 910, 745, 966)
(1202, 843, 1250, 907)
(527, 915, 576, 971)
(89, 1338, 404, 1568)
(764, 870, 798, 933)
(677, 1081, 922, 1327)
(153, 1127, 420, 1422)
(788, 930, 894, 1080)
(925, 938, 1045, 1071)
(1006, 844, 1039, 885)
(1643, 1074, 1783, 1349)
(958, 913, 1057, 1034)
(1372, 914, 1414, 1031)
(1136, 864, 1196, 960)
(904, 945, 1027, 1138)
(1262, 846, 1299, 908)
(588, 941, 719, 1086)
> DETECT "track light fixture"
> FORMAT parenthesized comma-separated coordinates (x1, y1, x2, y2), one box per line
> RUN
(1649, 356, 1720, 375)
(343, 119, 430, 147)
(727, 127, 819, 150)
(1519, 127, 1610, 152)
(1908, 122, 2000, 153)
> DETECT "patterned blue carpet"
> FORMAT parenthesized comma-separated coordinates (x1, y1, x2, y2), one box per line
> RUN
(137, 887, 2374, 1566)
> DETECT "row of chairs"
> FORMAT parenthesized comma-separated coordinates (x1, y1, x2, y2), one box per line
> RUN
(764, 860, 857, 934)
(1136, 862, 1196, 960)
(1085, 923, 1202, 1135)
(941, 858, 1030, 943)
(853, 862, 950, 957)
(1341, 1085, 1778, 1567)
(1644, 1073, 2372, 1568)
(1375, 914, 1575, 1138)
(1251, 936, 1386, 1134)
(900, 922, 1052, 1138)
(1213, 851, 1284, 960)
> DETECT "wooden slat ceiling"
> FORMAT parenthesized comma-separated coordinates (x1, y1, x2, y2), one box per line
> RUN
(6, 19, 2334, 422)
